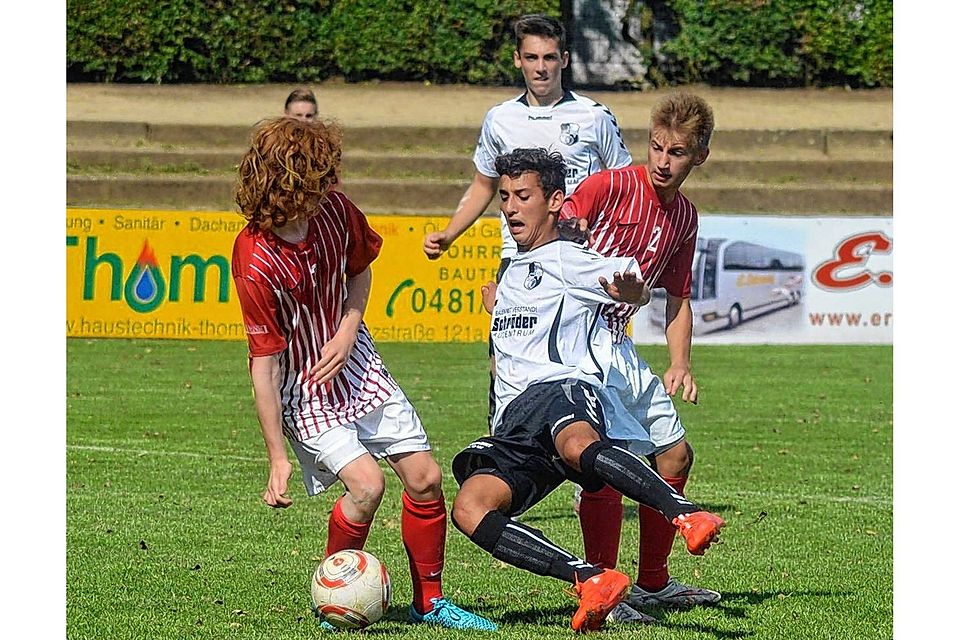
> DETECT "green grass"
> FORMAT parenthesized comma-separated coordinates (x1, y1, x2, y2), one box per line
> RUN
(66, 340, 892, 639)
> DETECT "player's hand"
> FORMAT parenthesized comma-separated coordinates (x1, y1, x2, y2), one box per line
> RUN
(480, 281, 497, 314)
(557, 218, 592, 245)
(423, 230, 452, 260)
(663, 364, 698, 404)
(599, 271, 651, 306)
(310, 329, 358, 385)
(263, 458, 294, 508)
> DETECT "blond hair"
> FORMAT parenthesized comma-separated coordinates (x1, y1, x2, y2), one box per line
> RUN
(235, 117, 342, 230)
(650, 92, 715, 152)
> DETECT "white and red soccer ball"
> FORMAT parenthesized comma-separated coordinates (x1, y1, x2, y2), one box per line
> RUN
(311, 549, 392, 629)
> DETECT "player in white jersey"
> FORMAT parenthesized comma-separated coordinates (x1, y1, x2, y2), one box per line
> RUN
(232, 117, 495, 632)
(449, 148, 725, 633)
(423, 13, 631, 263)
(422, 12, 632, 438)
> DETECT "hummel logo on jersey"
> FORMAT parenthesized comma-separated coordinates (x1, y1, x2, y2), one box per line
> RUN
(528, 115, 553, 121)
(524, 262, 543, 289)
(560, 122, 580, 145)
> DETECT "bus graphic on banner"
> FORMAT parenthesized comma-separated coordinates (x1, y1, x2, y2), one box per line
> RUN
(649, 238, 805, 334)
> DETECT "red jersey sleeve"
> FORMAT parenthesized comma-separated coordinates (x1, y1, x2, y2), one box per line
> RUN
(657, 231, 697, 298)
(233, 276, 288, 357)
(343, 198, 383, 277)
(560, 172, 605, 225)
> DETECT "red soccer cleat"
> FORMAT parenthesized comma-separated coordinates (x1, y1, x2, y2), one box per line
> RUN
(673, 511, 725, 555)
(570, 569, 632, 633)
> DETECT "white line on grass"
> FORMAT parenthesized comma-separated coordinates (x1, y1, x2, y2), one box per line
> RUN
(68, 444, 891, 508)
(67, 444, 263, 463)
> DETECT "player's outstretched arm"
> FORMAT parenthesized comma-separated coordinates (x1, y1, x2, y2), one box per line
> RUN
(599, 271, 651, 306)
(310, 267, 371, 385)
(250, 355, 294, 508)
(423, 172, 498, 259)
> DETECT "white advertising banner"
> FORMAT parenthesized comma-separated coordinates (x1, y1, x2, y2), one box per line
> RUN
(630, 215, 893, 345)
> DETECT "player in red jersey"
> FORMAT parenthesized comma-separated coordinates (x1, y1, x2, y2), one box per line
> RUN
(560, 92, 721, 613)
(231, 117, 496, 632)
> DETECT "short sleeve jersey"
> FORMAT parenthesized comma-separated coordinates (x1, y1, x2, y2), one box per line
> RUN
(560, 165, 699, 340)
(490, 239, 638, 432)
(231, 191, 398, 441)
(473, 90, 632, 258)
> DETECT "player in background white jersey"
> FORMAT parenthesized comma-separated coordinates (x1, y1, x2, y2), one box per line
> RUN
(231, 117, 496, 632)
(422, 14, 631, 264)
(449, 148, 725, 633)
(560, 92, 720, 613)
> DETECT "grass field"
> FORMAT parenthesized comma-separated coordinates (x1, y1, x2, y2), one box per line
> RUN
(66, 339, 892, 639)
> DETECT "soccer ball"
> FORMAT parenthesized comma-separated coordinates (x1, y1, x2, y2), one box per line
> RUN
(311, 549, 392, 629)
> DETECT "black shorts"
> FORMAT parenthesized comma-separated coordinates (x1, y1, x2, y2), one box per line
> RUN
(453, 379, 608, 516)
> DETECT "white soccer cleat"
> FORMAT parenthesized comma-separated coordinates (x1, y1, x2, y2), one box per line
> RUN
(624, 579, 721, 609)
(607, 601, 657, 624)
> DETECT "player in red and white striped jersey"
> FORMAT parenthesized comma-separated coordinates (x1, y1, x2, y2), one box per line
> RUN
(560, 92, 722, 611)
(231, 117, 495, 631)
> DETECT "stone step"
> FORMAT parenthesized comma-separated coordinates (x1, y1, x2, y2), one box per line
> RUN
(67, 120, 893, 156)
(67, 174, 892, 216)
(67, 147, 892, 185)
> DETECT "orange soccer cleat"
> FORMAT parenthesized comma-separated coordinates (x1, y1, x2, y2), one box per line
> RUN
(673, 511, 726, 555)
(570, 569, 632, 633)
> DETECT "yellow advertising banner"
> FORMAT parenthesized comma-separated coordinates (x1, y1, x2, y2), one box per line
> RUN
(66, 209, 502, 342)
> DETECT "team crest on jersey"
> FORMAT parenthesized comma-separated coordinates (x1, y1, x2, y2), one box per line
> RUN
(524, 262, 544, 289)
(559, 123, 580, 145)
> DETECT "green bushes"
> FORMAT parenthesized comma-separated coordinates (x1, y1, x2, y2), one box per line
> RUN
(66, 0, 556, 84)
(663, 0, 892, 87)
(66, 0, 891, 87)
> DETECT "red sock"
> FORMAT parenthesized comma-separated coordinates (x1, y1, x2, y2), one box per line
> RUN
(579, 485, 623, 570)
(637, 474, 688, 591)
(325, 497, 372, 556)
(401, 492, 446, 614)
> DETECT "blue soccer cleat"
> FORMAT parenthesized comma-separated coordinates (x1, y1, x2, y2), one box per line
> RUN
(409, 597, 498, 631)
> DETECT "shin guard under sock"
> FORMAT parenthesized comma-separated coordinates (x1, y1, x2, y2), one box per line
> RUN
(401, 492, 446, 613)
(326, 496, 372, 556)
(579, 485, 623, 569)
(470, 510, 602, 584)
(579, 441, 697, 520)
(637, 474, 689, 591)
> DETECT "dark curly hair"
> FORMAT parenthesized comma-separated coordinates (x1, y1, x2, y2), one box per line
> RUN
(235, 117, 342, 230)
(493, 147, 566, 199)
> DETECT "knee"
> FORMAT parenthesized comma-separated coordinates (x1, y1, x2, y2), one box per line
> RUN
(557, 435, 595, 472)
(401, 458, 443, 501)
(347, 475, 386, 512)
(656, 440, 694, 477)
(451, 491, 487, 537)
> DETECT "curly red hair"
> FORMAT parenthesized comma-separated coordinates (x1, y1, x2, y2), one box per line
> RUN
(235, 117, 342, 230)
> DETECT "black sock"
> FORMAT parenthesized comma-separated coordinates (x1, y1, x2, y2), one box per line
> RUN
(579, 441, 698, 520)
(469, 510, 602, 584)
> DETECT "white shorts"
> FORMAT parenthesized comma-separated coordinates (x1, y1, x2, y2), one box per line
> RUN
(600, 338, 686, 457)
(289, 387, 431, 496)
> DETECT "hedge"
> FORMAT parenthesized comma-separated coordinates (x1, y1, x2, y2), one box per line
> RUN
(66, 0, 892, 87)
(66, 0, 557, 84)
(662, 0, 893, 87)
